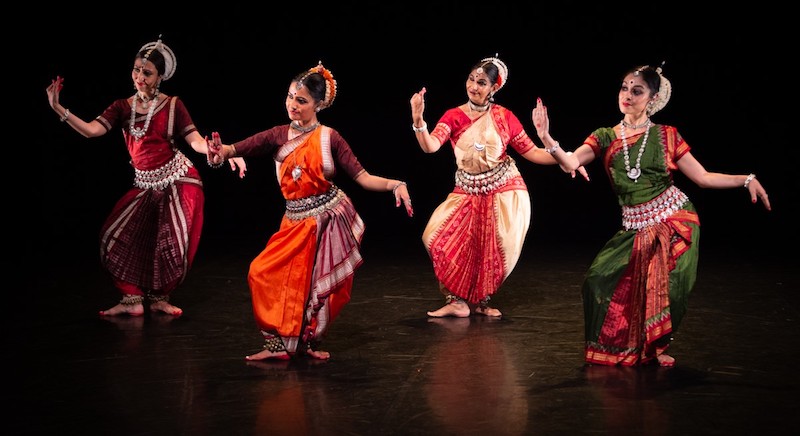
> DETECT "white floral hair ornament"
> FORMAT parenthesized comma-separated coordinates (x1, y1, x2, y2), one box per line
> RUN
(478, 54, 509, 92)
(640, 61, 671, 116)
(139, 35, 177, 81)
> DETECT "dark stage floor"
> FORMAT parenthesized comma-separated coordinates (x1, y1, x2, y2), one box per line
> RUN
(10, 239, 798, 436)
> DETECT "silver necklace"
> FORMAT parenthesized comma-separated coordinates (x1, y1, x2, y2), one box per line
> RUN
(621, 118, 650, 129)
(468, 101, 489, 151)
(468, 101, 490, 112)
(290, 121, 319, 133)
(288, 121, 318, 181)
(137, 90, 159, 109)
(130, 94, 159, 140)
(619, 120, 651, 181)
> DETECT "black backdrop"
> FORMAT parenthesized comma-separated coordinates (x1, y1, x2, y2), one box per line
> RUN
(19, 3, 797, 273)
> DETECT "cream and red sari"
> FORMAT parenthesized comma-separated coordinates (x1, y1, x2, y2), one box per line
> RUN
(424, 104, 535, 305)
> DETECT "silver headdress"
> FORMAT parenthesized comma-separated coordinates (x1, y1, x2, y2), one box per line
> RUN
(139, 35, 177, 81)
(477, 54, 509, 91)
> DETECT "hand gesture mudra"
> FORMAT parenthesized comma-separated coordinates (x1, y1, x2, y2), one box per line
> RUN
(532, 97, 550, 140)
(46, 76, 65, 110)
(533, 98, 590, 182)
(410, 87, 427, 120)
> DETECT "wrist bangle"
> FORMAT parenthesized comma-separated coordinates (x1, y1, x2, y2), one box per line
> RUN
(60, 109, 70, 122)
(207, 156, 225, 169)
(412, 122, 427, 133)
(392, 181, 407, 195)
(545, 141, 561, 154)
(744, 173, 755, 188)
(229, 144, 237, 157)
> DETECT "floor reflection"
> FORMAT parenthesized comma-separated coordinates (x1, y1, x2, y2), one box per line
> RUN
(424, 316, 529, 435)
(583, 365, 683, 435)
(246, 359, 356, 435)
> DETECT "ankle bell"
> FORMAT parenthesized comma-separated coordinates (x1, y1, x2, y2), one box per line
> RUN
(120, 294, 144, 306)
(148, 293, 169, 303)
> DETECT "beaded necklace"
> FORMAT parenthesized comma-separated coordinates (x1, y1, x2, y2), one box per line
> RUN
(619, 120, 651, 181)
(130, 94, 159, 140)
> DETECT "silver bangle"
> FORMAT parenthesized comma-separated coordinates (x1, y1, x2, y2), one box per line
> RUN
(412, 122, 427, 133)
(207, 156, 225, 169)
(744, 173, 755, 188)
(545, 141, 561, 154)
(60, 109, 70, 122)
(392, 181, 407, 195)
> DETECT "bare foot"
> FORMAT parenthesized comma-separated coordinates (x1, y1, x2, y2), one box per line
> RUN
(427, 300, 470, 318)
(245, 348, 290, 361)
(306, 349, 331, 360)
(474, 306, 502, 317)
(99, 303, 144, 317)
(150, 300, 183, 317)
(657, 354, 675, 367)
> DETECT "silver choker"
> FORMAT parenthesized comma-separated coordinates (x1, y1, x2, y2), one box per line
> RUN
(621, 118, 650, 129)
(468, 101, 490, 112)
(137, 90, 159, 109)
(290, 121, 319, 133)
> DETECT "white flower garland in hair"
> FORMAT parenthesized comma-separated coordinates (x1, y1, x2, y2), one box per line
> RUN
(648, 62, 671, 116)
